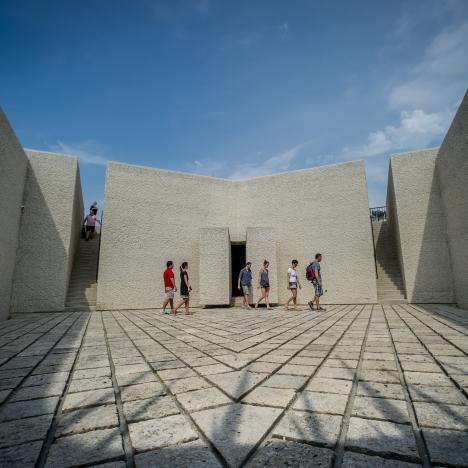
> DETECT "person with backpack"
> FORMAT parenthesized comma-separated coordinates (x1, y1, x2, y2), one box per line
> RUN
(306, 253, 325, 311)
(285, 259, 301, 310)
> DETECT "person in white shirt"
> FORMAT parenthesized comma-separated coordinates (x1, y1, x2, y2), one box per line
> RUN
(285, 259, 301, 310)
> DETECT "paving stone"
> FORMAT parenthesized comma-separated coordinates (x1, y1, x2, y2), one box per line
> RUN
(206, 371, 265, 399)
(306, 377, 352, 395)
(245, 362, 280, 373)
(403, 371, 452, 386)
(68, 376, 113, 393)
(423, 428, 468, 466)
(73, 366, 111, 379)
(62, 388, 115, 411)
(0, 377, 22, 390)
(0, 390, 11, 404)
(323, 359, 358, 368)
(134, 439, 222, 467)
(407, 384, 466, 404)
(242, 386, 296, 407)
(293, 391, 348, 415)
(413, 402, 468, 430)
(363, 360, 398, 371)
(120, 382, 166, 402)
(192, 403, 282, 467)
(56, 405, 119, 436)
(157, 367, 197, 380)
(316, 366, 355, 380)
(194, 363, 233, 375)
(399, 361, 442, 373)
(23, 372, 70, 386)
(176, 387, 231, 412)
(129, 414, 198, 452)
(115, 371, 156, 387)
(356, 382, 405, 400)
(166, 376, 212, 394)
(364, 352, 396, 361)
(11, 382, 67, 401)
(123, 396, 180, 422)
(352, 396, 409, 423)
(262, 374, 307, 390)
(277, 364, 317, 376)
(273, 409, 342, 447)
(0, 441, 43, 467)
(0, 414, 53, 448)
(114, 364, 150, 375)
(346, 417, 419, 460)
(360, 369, 400, 384)
(0, 396, 59, 421)
(44, 428, 124, 468)
(248, 439, 334, 467)
(342, 451, 421, 467)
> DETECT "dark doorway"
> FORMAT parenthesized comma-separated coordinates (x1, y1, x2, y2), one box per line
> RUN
(231, 243, 246, 297)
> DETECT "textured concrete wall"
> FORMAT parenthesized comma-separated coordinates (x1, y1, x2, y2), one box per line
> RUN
(199, 228, 231, 305)
(436, 92, 468, 309)
(388, 149, 454, 303)
(246, 227, 278, 304)
(0, 108, 28, 320)
(98, 160, 377, 308)
(10, 151, 83, 313)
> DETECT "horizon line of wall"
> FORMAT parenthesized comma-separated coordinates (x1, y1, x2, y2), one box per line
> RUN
(0, 90, 467, 316)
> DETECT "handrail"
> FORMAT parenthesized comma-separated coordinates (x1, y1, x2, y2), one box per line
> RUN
(369, 206, 387, 222)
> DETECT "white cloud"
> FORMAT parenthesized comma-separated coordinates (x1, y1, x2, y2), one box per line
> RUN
(278, 22, 289, 39)
(52, 140, 109, 166)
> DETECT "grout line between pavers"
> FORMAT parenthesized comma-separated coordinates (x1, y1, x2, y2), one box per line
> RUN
(382, 304, 432, 468)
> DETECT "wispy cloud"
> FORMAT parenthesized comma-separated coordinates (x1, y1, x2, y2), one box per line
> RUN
(51, 140, 109, 166)
(278, 22, 289, 40)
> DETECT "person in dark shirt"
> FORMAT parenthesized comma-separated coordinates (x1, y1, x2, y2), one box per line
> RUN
(173, 262, 192, 315)
(308, 253, 325, 311)
(238, 262, 253, 309)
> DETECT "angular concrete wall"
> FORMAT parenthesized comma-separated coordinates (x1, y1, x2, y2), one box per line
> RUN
(10, 151, 83, 313)
(388, 149, 455, 303)
(0, 108, 28, 320)
(98, 160, 377, 308)
(436, 92, 468, 309)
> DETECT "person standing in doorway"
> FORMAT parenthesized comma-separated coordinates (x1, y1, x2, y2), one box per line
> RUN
(83, 209, 100, 241)
(238, 262, 253, 309)
(160, 261, 177, 315)
(307, 253, 325, 311)
(285, 259, 301, 310)
(174, 262, 192, 316)
(255, 260, 273, 310)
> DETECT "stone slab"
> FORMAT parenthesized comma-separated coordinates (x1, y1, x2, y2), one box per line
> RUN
(342, 451, 421, 467)
(56, 405, 119, 437)
(0, 414, 53, 448)
(176, 387, 231, 412)
(242, 386, 296, 407)
(413, 402, 468, 431)
(352, 396, 409, 424)
(262, 374, 307, 390)
(206, 371, 265, 399)
(120, 382, 166, 402)
(306, 377, 352, 395)
(0, 441, 43, 467)
(357, 382, 405, 400)
(293, 391, 348, 415)
(423, 427, 468, 466)
(62, 388, 115, 411)
(0, 396, 59, 421)
(166, 376, 212, 394)
(123, 396, 180, 423)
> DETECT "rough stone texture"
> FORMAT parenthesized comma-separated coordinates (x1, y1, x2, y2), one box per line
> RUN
(176, 387, 231, 412)
(62, 388, 115, 411)
(0, 108, 28, 320)
(436, 91, 468, 309)
(44, 428, 124, 468)
(192, 403, 282, 467)
(0, 441, 43, 467)
(123, 396, 180, 422)
(352, 396, 409, 424)
(242, 386, 296, 407)
(423, 427, 468, 466)
(11, 150, 83, 313)
(128, 414, 198, 452)
(120, 382, 166, 402)
(97, 160, 377, 308)
(413, 402, 468, 431)
(262, 374, 308, 390)
(357, 382, 405, 400)
(293, 390, 349, 415)
(342, 451, 421, 467)
(0, 414, 53, 448)
(307, 377, 352, 395)
(249, 439, 334, 467)
(0, 396, 59, 421)
(55, 405, 119, 436)
(206, 370, 265, 399)
(387, 149, 455, 303)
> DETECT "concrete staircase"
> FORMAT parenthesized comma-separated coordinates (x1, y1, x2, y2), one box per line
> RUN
(372, 220, 407, 304)
(65, 234, 100, 311)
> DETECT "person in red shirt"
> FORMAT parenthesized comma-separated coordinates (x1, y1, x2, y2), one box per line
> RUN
(160, 261, 177, 315)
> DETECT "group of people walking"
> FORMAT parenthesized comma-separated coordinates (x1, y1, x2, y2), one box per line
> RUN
(238, 254, 325, 311)
(160, 253, 325, 316)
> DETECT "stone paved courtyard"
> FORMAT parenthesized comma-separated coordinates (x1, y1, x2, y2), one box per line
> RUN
(0, 304, 467, 467)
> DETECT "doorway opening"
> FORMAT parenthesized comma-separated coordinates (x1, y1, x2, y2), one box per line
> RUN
(231, 243, 246, 297)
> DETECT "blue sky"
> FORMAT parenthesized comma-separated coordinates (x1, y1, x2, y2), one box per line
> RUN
(1, 0, 467, 209)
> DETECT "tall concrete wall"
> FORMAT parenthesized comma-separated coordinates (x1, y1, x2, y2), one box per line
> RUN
(10, 151, 83, 313)
(0, 108, 28, 320)
(388, 149, 455, 303)
(97, 160, 377, 309)
(436, 92, 468, 309)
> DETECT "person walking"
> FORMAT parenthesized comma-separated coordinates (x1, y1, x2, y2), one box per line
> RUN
(173, 262, 192, 316)
(90, 201, 98, 215)
(255, 260, 273, 310)
(160, 261, 177, 315)
(83, 209, 100, 241)
(285, 259, 301, 310)
(238, 262, 253, 309)
(306, 253, 325, 311)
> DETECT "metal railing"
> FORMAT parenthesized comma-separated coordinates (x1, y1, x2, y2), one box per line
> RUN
(370, 206, 387, 222)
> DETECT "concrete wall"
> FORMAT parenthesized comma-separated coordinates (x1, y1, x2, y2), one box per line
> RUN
(97, 160, 377, 309)
(436, 92, 468, 309)
(0, 108, 29, 320)
(10, 150, 83, 313)
(388, 149, 455, 303)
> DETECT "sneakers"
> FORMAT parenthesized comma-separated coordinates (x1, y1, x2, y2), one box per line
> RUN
(308, 301, 314, 311)
(160, 309, 169, 315)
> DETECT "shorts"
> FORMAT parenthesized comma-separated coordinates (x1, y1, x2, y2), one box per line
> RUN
(242, 284, 253, 296)
(289, 282, 297, 289)
(165, 287, 174, 299)
(181, 294, 190, 300)
(260, 282, 270, 289)
(312, 279, 323, 297)
(85, 225, 95, 232)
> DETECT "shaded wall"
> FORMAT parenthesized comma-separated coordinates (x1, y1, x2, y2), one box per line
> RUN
(97, 160, 377, 309)
(10, 151, 83, 313)
(436, 91, 468, 309)
(0, 108, 28, 319)
(388, 149, 454, 303)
